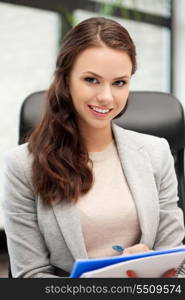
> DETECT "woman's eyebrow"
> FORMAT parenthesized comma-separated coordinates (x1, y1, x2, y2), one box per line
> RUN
(82, 71, 130, 80)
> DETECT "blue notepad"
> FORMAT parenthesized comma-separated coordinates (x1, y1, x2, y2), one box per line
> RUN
(70, 246, 185, 278)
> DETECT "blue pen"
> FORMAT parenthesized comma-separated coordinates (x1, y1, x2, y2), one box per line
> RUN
(112, 245, 124, 253)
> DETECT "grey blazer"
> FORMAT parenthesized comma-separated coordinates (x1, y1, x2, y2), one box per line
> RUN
(2, 124, 185, 278)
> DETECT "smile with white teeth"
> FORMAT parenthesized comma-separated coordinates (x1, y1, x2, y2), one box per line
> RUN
(89, 105, 111, 114)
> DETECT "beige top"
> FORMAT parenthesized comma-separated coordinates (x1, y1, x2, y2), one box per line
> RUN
(77, 140, 141, 258)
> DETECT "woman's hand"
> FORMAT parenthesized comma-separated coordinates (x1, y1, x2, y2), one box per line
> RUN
(123, 243, 150, 255)
(123, 244, 177, 278)
(126, 269, 177, 278)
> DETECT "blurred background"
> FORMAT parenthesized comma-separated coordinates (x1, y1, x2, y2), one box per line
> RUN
(0, 0, 185, 277)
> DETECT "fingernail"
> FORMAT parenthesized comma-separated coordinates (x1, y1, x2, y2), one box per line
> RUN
(171, 269, 177, 276)
(126, 270, 134, 277)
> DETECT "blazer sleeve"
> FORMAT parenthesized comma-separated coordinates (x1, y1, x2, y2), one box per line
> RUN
(153, 138, 185, 250)
(2, 148, 61, 278)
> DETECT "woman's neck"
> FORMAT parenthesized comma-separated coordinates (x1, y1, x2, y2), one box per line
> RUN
(80, 124, 114, 152)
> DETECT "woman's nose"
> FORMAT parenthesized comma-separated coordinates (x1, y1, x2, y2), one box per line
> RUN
(96, 85, 114, 106)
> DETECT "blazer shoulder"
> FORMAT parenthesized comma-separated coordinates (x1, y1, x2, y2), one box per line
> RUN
(4, 142, 32, 162)
(4, 143, 33, 184)
(113, 123, 169, 150)
(113, 124, 172, 171)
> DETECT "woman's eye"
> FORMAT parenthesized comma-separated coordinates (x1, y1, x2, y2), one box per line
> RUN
(114, 80, 126, 87)
(84, 77, 98, 84)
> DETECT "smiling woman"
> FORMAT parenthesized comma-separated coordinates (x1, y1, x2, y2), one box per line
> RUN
(28, 16, 137, 204)
(2, 17, 185, 278)
(68, 46, 132, 151)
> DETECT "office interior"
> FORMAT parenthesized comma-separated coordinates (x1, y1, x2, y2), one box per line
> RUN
(0, 0, 185, 278)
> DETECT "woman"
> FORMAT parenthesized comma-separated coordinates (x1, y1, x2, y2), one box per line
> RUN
(2, 17, 185, 278)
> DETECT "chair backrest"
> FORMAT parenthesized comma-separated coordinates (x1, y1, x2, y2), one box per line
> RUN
(7, 90, 184, 278)
(19, 90, 185, 219)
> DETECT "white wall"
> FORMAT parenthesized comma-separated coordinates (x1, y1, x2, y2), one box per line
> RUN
(0, 3, 60, 229)
(172, 0, 185, 107)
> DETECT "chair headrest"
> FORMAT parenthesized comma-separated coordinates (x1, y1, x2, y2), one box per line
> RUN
(114, 91, 185, 151)
(19, 90, 185, 151)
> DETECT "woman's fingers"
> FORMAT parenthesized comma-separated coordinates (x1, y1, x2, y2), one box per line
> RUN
(126, 268, 177, 278)
(123, 244, 177, 278)
(126, 270, 138, 277)
(162, 269, 177, 278)
(124, 244, 150, 278)
(123, 243, 150, 255)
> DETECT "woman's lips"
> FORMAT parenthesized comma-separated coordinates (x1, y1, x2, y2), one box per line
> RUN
(88, 105, 113, 118)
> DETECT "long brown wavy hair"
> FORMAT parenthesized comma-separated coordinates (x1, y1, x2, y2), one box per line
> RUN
(28, 17, 137, 204)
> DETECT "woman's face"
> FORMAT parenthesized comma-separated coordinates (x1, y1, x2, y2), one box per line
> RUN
(68, 45, 132, 132)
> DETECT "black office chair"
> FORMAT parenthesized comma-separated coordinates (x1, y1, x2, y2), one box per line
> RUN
(8, 90, 185, 277)
(19, 90, 185, 216)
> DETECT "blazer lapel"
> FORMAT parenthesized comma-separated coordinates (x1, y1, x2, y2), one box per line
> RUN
(52, 123, 159, 258)
(52, 200, 88, 260)
(112, 124, 159, 248)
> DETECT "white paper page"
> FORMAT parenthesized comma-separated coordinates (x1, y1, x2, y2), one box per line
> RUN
(80, 252, 185, 278)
